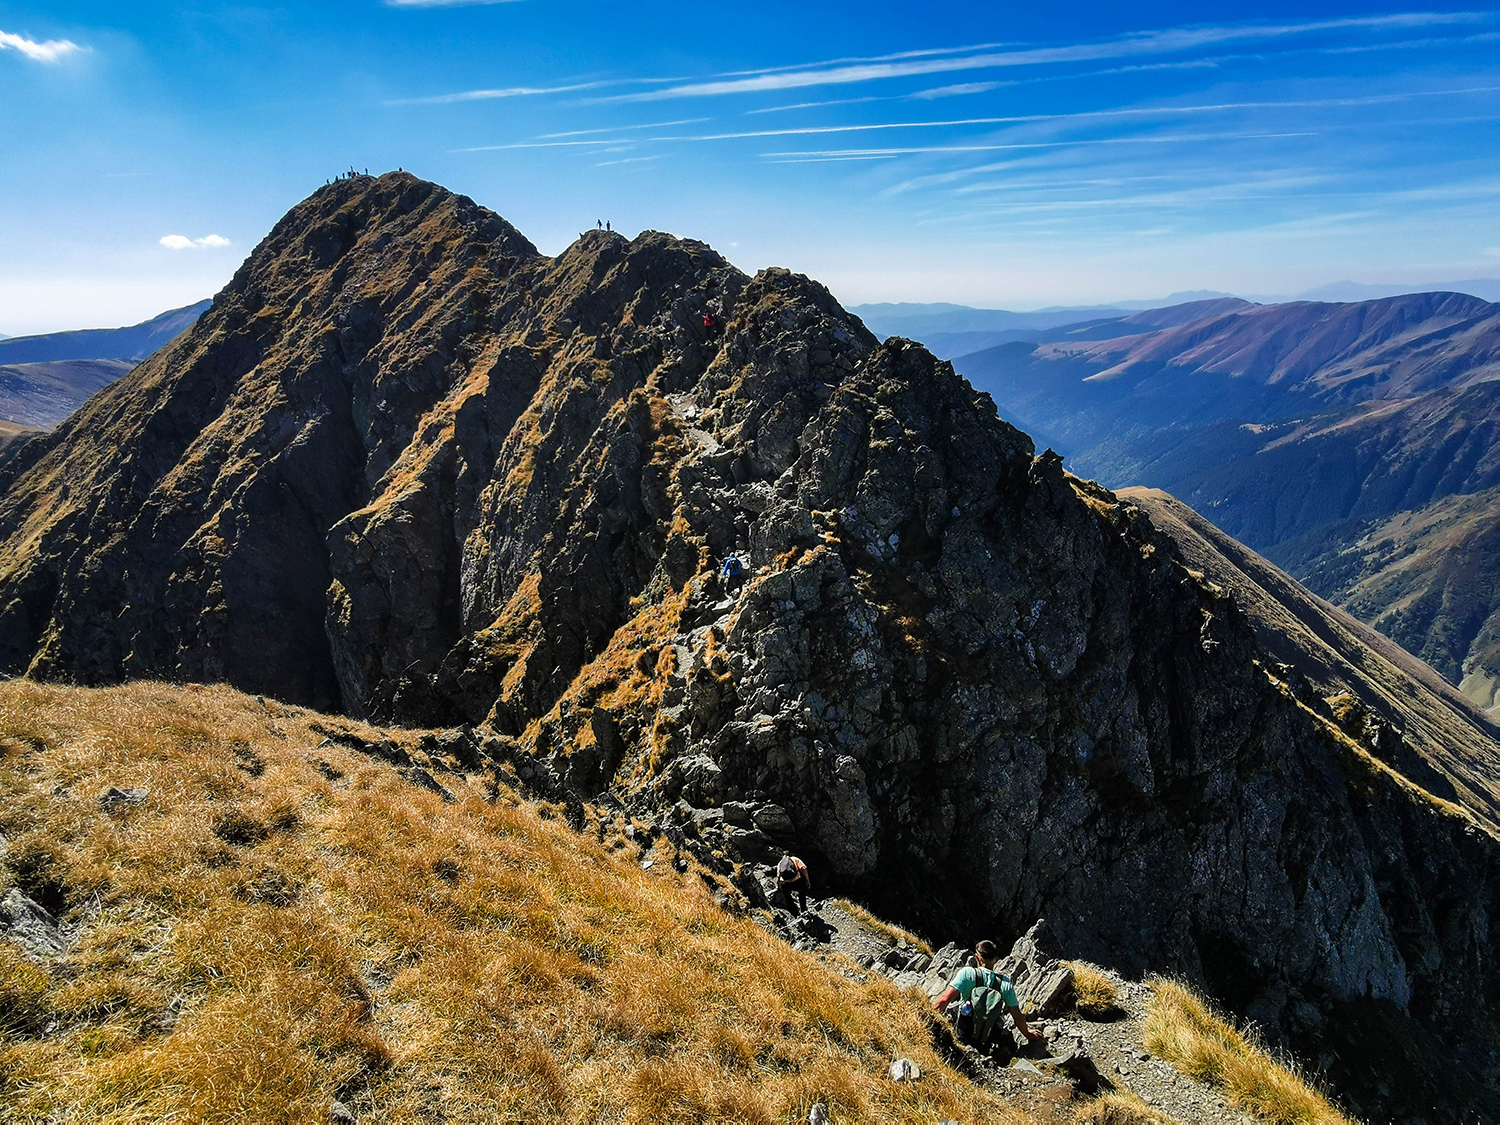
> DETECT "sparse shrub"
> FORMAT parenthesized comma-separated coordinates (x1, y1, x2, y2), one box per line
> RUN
(0, 945, 50, 1036)
(1071, 961, 1123, 1018)
(212, 809, 268, 846)
(1074, 1090, 1181, 1124)
(1145, 977, 1355, 1125)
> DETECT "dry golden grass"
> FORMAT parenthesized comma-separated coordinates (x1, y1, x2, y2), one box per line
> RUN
(824, 900, 932, 956)
(1144, 978, 1357, 1125)
(1068, 962, 1121, 1019)
(1073, 1090, 1182, 1124)
(0, 679, 1024, 1124)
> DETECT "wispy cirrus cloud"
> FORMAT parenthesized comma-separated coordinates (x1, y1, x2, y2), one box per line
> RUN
(757, 132, 1320, 159)
(539, 118, 707, 138)
(593, 12, 1493, 103)
(385, 0, 523, 7)
(456, 87, 1500, 153)
(910, 82, 1004, 100)
(160, 234, 231, 250)
(390, 81, 609, 105)
(0, 28, 82, 62)
(408, 12, 1494, 110)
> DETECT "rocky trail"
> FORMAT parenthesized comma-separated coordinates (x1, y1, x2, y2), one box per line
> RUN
(768, 904, 1267, 1124)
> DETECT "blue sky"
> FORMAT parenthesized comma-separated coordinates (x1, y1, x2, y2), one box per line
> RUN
(2, 1, 1499, 333)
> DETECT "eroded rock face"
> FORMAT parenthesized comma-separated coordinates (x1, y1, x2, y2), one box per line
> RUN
(1, 173, 1498, 1120)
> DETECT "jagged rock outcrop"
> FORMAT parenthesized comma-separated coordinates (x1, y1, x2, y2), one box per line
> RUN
(1, 172, 1498, 1120)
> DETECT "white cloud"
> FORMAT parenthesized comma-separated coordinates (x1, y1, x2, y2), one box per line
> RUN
(910, 82, 1003, 100)
(403, 12, 1496, 111)
(0, 29, 82, 62)
(1483, 246, 1500, 257)
(160, 234, 231, 250)
(385, 0, 523, 6)
(389, 81, 608, 105)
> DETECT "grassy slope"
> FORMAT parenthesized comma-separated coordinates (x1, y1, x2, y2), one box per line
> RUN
(0, 359, 134, 429)
(0, 679, 1019, 1125)
(1145, 981, 1353, 1125)
(1268, 485, 1500, 711)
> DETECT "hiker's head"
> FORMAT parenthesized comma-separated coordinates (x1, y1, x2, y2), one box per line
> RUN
(776, 855, 798, 884)
(974, 939, 998, 967)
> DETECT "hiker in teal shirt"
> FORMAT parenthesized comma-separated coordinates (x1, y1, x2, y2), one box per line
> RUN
(932, 940, 1045, 1045)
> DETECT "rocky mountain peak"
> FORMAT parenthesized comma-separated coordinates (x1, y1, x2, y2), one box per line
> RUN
(2, 173, 1499, 1120)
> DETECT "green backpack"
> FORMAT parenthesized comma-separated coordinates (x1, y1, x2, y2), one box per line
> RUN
(967, 968, 1010, 1048)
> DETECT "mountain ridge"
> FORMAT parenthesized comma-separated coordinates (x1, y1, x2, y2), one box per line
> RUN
(2, 171, 1499, 1120)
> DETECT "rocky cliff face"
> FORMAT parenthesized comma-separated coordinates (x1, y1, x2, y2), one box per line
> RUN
(2, 173, 1498, 1120)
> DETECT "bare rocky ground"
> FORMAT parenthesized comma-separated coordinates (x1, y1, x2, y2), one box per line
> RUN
(772, 898, 1268, 1124)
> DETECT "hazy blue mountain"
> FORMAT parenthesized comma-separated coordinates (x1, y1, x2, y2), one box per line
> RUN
(952, 289, 1500, 710)
(0, 360, 136, 429)
(849, 295, 1253, 358)
(0, 300, 210, 366)
(1292, 278, 1500, 303)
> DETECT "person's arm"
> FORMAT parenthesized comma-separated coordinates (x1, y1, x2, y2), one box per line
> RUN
(1008, 1005, 1045, 1040)
(932, 986, 960, 1013)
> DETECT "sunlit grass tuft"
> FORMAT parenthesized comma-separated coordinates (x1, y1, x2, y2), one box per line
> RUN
(826, 899, 932, 955)
(1144, 977, 1357, 1125)
(1074, 1089, 1182, 1124)
(1069, 961, 1122, 1019)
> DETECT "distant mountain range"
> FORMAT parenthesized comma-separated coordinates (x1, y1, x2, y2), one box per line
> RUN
(0, 300, 210, 366)
(0, 300, 210, 430)
(852, 280, 1500, 358)
(952, 289, 1500, 713)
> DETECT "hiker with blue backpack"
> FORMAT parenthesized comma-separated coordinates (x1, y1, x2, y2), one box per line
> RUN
(932, 940, 1044, 1054)
(721, 554, 746, 592)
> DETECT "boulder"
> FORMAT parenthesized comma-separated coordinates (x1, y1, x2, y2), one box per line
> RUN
(999, 919, 1074, 1016)
(97, 786, 148, 809)
(751, 803, 795, 835)
(1, 887, 67, 956)
(889, 1058, 921, 1082)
